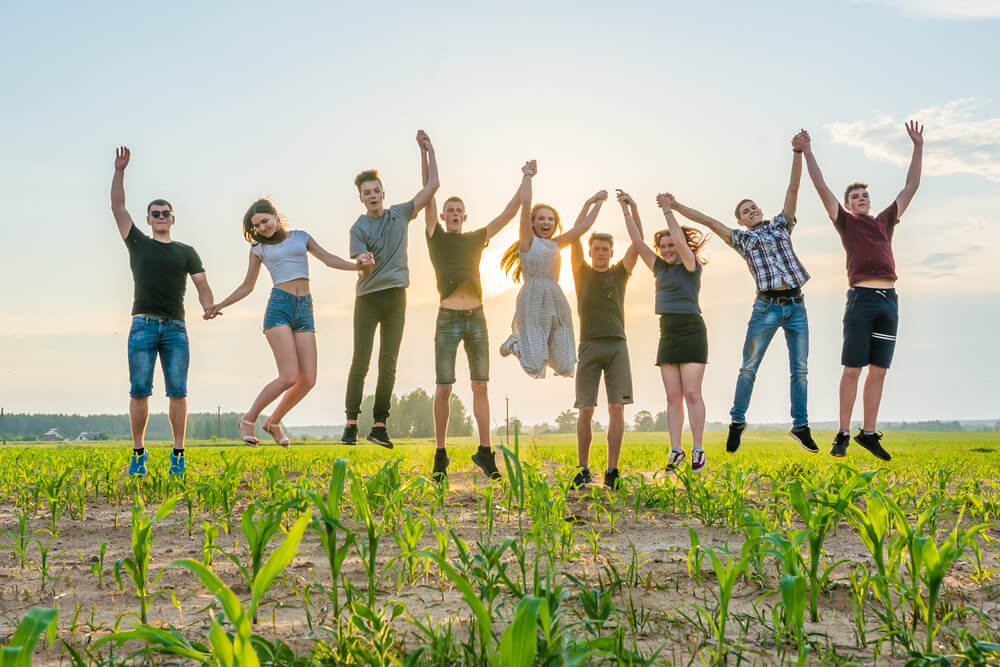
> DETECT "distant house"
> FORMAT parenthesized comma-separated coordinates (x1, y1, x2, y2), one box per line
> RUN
(40, 428, 65, 441)
(75, 432, 100, 441)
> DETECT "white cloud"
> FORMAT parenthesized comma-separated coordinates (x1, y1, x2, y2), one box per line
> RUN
(825, 98, 1000, 182)
(850, 0, 1000, 18)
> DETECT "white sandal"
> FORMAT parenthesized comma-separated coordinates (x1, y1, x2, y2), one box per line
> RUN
(263, 422, 290, 448)
(239, 419, 259, 446)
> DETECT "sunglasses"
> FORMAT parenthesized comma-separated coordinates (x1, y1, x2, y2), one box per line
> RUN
(149, 210, 172, 219)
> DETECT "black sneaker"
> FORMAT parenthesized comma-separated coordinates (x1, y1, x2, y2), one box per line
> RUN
(604, 468, 621, 489)
(570, 467, 592, 489)
(367, 426, 394, 449)
(432, 451, 450, 483)
(854, 430, 891, 462)
(726, 422, 747, 453)
(789, 425, 819, 453)
(340, 424, 358, 445)
(471, 449, 502, 480)
(830, 431, 850, 458)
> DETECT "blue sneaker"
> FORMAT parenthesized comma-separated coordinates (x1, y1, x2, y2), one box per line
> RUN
(128, 451, 148, 477)
(169, 451, 186, 476)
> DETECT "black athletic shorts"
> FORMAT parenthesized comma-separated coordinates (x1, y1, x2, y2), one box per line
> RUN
(842, 286, 898, 368)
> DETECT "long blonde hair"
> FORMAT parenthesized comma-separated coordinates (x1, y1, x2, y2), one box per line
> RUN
(500, 204, 562, 283)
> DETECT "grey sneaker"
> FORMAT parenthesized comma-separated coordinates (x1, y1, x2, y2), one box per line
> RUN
(830, 432, 850, 458)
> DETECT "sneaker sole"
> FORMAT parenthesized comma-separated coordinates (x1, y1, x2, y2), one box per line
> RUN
(367, 436, 394, 449)
(856, 444, 891, 462)
(789, 432, 819, 454)
(471, 456, 501, 480)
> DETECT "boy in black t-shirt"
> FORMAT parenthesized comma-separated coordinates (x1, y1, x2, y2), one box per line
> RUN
(421, 156, 537, 483)
(569, 229, 640, 490)
(111, 147, 216, 477)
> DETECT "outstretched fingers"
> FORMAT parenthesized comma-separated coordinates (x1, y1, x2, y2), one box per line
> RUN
(905, 120, 924, 144)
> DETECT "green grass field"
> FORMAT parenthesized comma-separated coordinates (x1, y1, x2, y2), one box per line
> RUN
(1, 431, 999, 665)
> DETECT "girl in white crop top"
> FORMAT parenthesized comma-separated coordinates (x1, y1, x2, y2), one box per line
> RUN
(208, 198, 373, 447)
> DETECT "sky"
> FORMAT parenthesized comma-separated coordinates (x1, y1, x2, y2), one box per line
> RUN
(1, 0, 998, 429)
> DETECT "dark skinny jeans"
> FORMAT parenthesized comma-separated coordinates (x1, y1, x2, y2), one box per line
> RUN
(345, 287, 406, 423)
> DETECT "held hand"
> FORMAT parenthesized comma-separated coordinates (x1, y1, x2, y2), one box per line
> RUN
(656, 192, 676, 211)
(905, 120, 924, 146)
(114, 146, 130, 171)
(203, 304, 221, 320)
(791, 129, 810, 152)
(615, 189, 633, 207)
(588, 190, 609, 205)
(416, 129, 432, 152)
(522, 159, 537, 177)
(356, 252, 375, 269)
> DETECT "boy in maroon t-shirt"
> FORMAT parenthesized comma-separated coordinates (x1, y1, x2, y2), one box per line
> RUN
(801, 121, 924, 462)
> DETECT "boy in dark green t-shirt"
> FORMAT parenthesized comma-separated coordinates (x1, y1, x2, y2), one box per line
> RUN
(421, 154, 537, 483)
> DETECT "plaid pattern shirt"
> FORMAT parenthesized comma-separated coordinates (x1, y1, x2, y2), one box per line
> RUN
(729, 212, 810, 291)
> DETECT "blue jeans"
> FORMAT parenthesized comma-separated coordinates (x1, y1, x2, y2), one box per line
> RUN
(730, 297, 809, 427)
(127, 316, 190, 398)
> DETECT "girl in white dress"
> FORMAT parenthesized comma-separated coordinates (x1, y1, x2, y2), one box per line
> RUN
(499, 162, 607, 378)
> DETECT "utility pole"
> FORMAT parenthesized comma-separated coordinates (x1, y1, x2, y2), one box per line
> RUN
(1, 407, 5, 446)
(505, 397, 509, 447)
(217, 405, 221, 439)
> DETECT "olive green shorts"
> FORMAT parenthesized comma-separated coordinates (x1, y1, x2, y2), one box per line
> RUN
(574, 338, 634, 408)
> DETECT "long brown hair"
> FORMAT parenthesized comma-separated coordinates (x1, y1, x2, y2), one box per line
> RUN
(654, 226, 710, 265)
(243, 198, 288, 245)
(500, 204, 562, 283)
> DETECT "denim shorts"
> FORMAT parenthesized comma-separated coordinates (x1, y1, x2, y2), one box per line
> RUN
(127, 315, 190, 398)
(434, 306, 489, 385)
(263, 288, 315, 332)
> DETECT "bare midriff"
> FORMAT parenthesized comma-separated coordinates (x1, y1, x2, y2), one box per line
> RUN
(274, 278, 311, 296)
(852, 278, 895, 289)
(440, 281, 482, 310)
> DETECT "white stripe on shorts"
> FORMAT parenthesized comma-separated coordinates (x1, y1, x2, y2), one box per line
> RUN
(871, 333, 896, 341)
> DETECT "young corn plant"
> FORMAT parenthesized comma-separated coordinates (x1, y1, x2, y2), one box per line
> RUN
(298, 457, 356, 620)
(113, 494, 180, 624)
(96, 509, 312, 666)
(0, 606, 58, 667)
(697, 540, 757, 664)
(224, 498, 295, 623)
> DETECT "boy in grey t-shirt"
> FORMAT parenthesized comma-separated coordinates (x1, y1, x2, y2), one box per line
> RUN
(341, 130, 440, 448)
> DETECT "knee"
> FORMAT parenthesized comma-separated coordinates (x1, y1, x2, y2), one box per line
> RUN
(790, 364, 808, 380)
(277, 373, 298, 391)
(435, 385, 453, 400)
(842, 367, 862, 381)
(683, 389, 703, 405)
(578, 406, 595, 422)
(299, 374, 317, 390)
(868, 366, 888, 380)
(666, 390, 684, 405)
(470, 381, 488, 397)
(607, 404, 624, 424)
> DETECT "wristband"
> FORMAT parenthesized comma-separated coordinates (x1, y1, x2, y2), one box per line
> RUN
(793, 149, 803, 153)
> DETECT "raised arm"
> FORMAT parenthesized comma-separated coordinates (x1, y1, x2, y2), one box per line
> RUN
(784, 131, 806, 220)
(190, 272, 216, 320)
(411, 130, 440, 213)
(205, 252, 263, 318)
(617, 189, 655, 271)
(110, 146, 135, 240)
(670, 197, 734, 246)
(485, 161, 535, 240)
(420, 141, 437, 237)
(800, 131, 840, 220)
(555, 190, 608, 248)
(657, 193, 696, 272)
(894, 120, 923, 217)
(517, 160, 537, 253)
(308, 237, 374, 272)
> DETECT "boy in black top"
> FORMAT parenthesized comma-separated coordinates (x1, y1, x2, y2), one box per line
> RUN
(110, 147, 215, 477)
(570, 226, 639, 489)
(421, 153, 537, 482)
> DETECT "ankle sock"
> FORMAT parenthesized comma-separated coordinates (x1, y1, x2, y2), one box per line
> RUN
(173, 448, 184, 457)
(863, 429, 875, 435)
(840, 430, 850, 436)
(133, 448, 145, 456)
(671, 446, 683, 453)
(692, 445, 704, 452)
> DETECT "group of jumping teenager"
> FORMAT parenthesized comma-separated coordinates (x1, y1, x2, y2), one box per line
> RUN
(111, 120, 924, 486)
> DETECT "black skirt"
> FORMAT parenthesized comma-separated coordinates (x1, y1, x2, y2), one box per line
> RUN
(656, 313, 708, 365)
